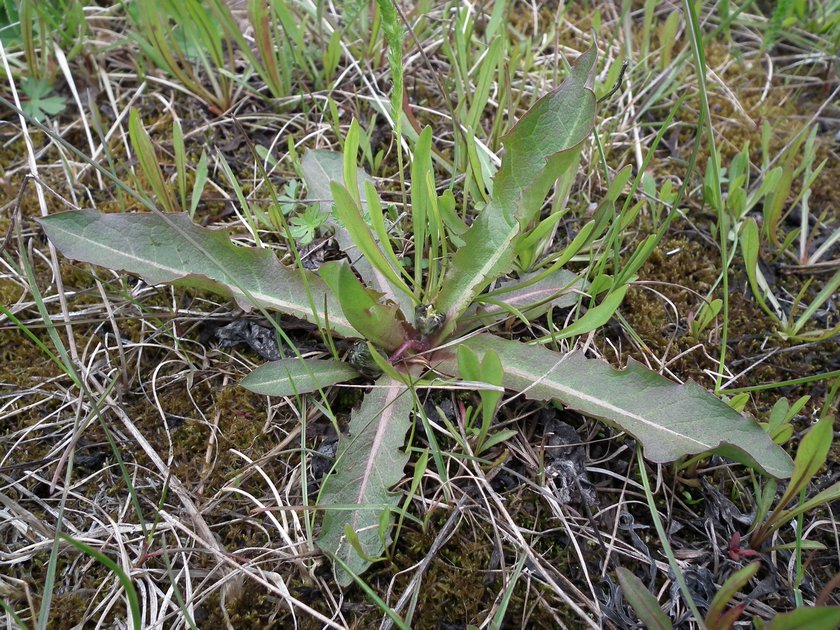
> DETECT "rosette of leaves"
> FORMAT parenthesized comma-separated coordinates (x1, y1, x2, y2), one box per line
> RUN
(37, 47, 793, 585)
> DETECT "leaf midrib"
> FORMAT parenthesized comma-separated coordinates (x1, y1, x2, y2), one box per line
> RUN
(507, 361, 712, 450)
(49, 220, 354, 333)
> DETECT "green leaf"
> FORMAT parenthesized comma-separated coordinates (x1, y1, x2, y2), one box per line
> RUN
(37, 211, 357, 338)
(241, 358, 359, 396)
(435, 46, 598, 332)
(705, 562, 759, 628)
(301, 149, 415, 314)
(129, 109, 178, 213)
(20, 77, 66, 122)
(432, 334, 794, 479)
(532, 284, 629, 343)
(741, 217, 781, 321)
(319, 260, 407, 351)
(189, 150, 209, 219)
(317, 375, 415, 586)
(616, 568, 673, 630)
(777, 481, 840, 527)
(777, 416, 833, 509)
(331, 182, 414, 300)
(765, 607, 840, 630)
(462, 268, 581, 329)
(59, 533, 141, 630)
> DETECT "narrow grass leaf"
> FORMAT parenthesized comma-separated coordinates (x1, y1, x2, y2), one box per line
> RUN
(189, 150, 208, 219)
(59, 533, 141, 630)
(129, 109, 177, 213)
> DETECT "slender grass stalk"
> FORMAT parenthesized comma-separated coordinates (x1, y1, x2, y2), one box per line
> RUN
(637, 450, 706, 628)
(683, 0, 728, 395)
(59, 534, 142, 630)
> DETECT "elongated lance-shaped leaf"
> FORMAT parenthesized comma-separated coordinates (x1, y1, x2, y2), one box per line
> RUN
(432, 334, 793, 479)
(434, 47, 597, 335)
(460, 268, 582, 331)
(317, 374, 415, 586)
(319, 260, 407, 352)
(37, 211, 358, 338)
(616, 568, 673, 630)
(241, 358, 359, 397)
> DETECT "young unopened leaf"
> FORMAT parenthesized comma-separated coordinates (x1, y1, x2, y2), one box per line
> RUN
(317, 375, 415, 585)
(129, 109, 178, 213)
(37, 211, 357, 337)
(241, 358, 359, 397)
(432, 334, 794, 479)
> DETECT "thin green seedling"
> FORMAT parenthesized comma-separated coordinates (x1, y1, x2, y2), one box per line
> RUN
(637, 450, 707, 628)
(391, 447, 429, 546)
(332, 555, 409, 630)
(215, 151, 264, 246)
(58, 534, 141, 630)
(750, 411, 838, 550)
(19, 0, 43, 80)
(704, 562, 759, 629)
(489, 553, 528, 630)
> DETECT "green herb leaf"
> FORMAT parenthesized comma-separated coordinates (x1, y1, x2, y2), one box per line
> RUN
(241, 358, 359, 396)
(433, 334, 794, 479)
(319, 260, 407, 351)
(317, 374, 415, 586)
(21, 78, 67, 122)
(616, 568, 673, 630)
(435, 47, 598, 333)
(37, 210, 357, 337)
